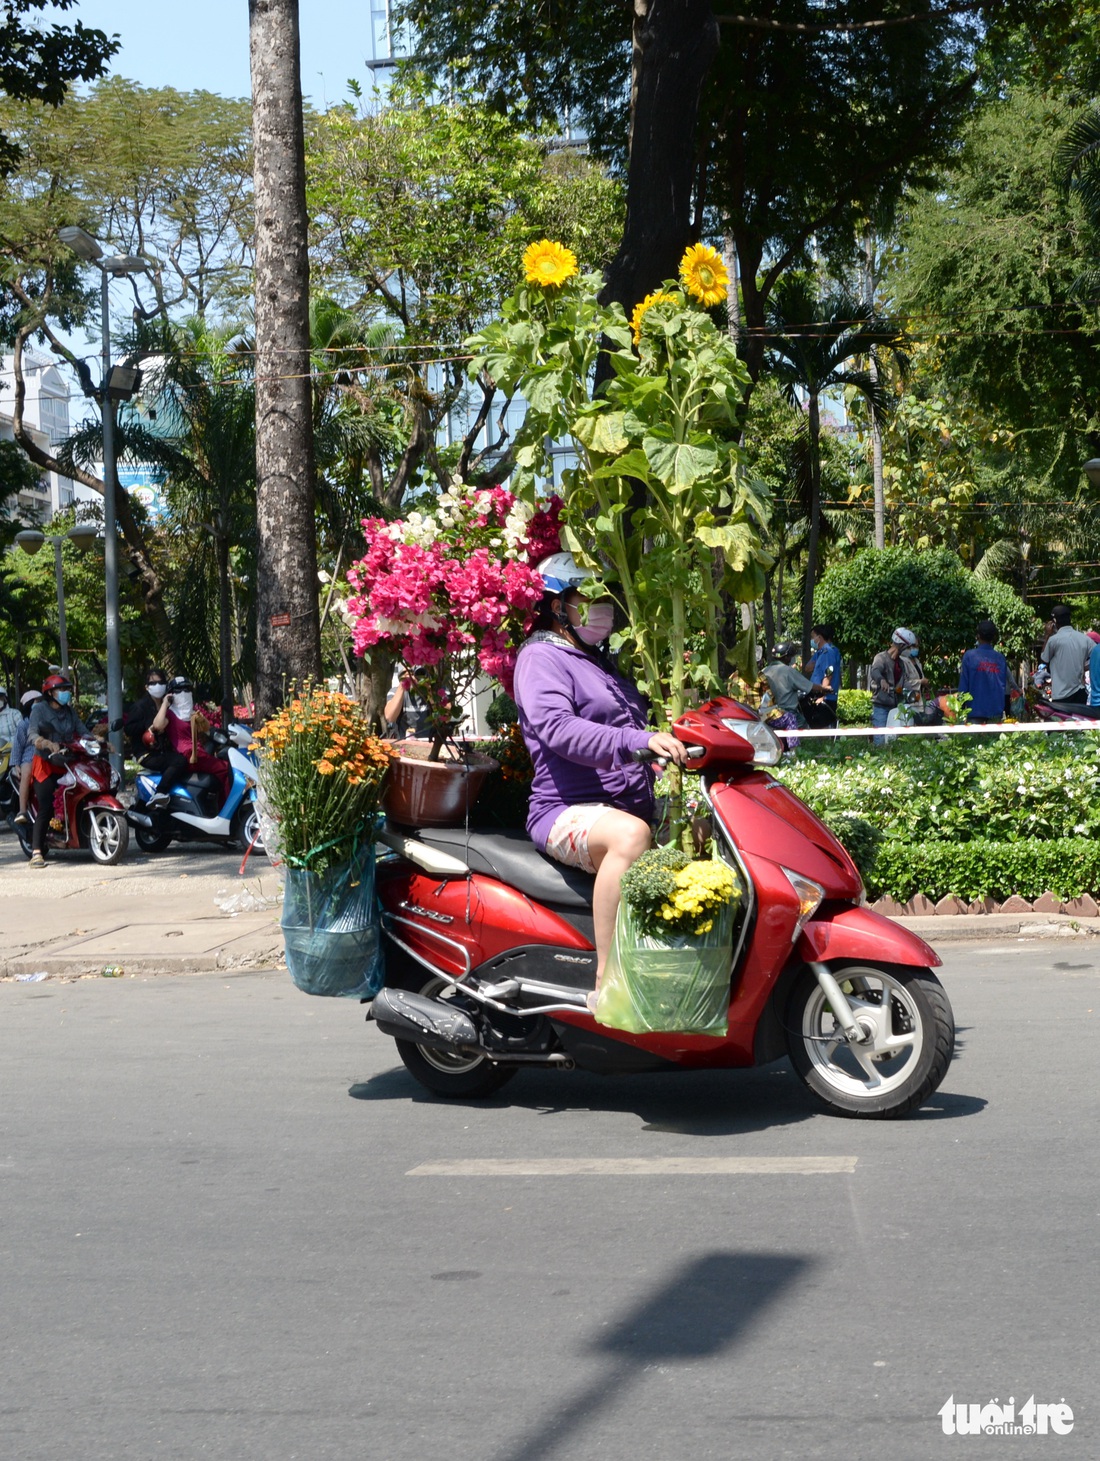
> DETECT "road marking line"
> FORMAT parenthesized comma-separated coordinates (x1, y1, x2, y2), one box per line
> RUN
(406, 1156, 858, 1177)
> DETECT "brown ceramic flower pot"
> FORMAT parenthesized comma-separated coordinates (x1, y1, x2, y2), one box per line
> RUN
(381, 743, 499, 828)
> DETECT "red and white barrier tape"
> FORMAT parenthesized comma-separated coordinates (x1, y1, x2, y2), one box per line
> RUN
(773, 719, 1100, 740)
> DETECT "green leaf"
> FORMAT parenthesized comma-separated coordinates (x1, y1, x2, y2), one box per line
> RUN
(572, 410, 630, 454)
(643, 433, 718, 491)
(590, 448, 653, 481)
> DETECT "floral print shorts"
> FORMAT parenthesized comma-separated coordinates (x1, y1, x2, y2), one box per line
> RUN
(544, 804, 614, 875)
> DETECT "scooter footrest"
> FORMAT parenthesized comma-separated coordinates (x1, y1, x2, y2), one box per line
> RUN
(371, 987, 480, 1051)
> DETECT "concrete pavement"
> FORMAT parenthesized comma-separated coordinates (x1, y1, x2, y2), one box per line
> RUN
(0, 829, 285, 979)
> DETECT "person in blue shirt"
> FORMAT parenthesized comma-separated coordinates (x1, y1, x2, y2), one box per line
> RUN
(808, 623, 842, 707)
(1088, 630, 1100, 707)
(958, 620, 1009, 722)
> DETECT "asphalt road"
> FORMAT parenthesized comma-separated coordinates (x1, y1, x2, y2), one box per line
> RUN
(2, 943, 1097, 1461)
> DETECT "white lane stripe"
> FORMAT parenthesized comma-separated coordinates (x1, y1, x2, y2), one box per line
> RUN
(407, 1156, 858, 1177)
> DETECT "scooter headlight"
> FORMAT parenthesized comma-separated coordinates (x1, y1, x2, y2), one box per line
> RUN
(781, 867, 825, 942)
(720, 717, 783, 766)
(73, 765, 99, 791)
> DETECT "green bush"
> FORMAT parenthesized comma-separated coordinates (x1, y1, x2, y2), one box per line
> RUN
(836, 689, 872, 725)
(868, 838, 1100, 903)
(485, 691, 519, 732)
(776, 735, 1100, 844)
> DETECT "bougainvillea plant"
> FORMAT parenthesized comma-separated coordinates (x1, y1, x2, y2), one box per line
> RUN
(346, 484, 561, 758)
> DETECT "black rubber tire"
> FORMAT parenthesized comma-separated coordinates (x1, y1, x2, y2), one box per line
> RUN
(232, 804, 265, 855)
(785, 963, 955, 1119)
(135, 826, 173, 854)
(390, 964, 516, 1100)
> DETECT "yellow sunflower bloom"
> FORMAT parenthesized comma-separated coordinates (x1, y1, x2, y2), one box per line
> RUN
(523, 239, 578, 288)
(630, 290, 677, 345)
(679, 243, 729, 308)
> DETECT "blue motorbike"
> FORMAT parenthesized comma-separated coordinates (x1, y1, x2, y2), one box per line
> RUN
(125, 724, 265, 855)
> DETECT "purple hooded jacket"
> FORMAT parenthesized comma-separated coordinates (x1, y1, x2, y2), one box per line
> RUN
(512, 634, 655, 850)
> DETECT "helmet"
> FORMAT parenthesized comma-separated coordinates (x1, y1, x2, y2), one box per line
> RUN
(42, 673, 72, 695)
(20, 689, 41, 708)
(536, 552, 594, 596)
(773, 640, 800, 662)
(891, 627, 918, 649)
(166, 675, 193, 695)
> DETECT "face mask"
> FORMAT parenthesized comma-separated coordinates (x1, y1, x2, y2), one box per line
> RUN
(147, 683, 167, 699)
(909, 647, 920, 659)
(171, 692, 194, 719)
(572, 603, 615, 646)
(55, 690, 72, 706)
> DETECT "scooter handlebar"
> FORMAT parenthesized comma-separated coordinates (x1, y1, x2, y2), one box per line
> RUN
(632, 744, 707, 768)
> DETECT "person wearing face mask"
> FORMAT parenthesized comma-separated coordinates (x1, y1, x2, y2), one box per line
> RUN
(26, 674, 83, 867)
(0, 687, 20, 748)
(152, 675, 230, 801)
(122, 668, 190, 807)
(869, 627, 928, 745)
(513, 553, 688, 1001)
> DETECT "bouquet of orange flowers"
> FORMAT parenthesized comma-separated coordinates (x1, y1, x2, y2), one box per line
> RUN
(252, 684, 393, 875)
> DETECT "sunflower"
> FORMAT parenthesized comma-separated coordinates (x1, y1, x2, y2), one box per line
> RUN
(523, 239, 579, 288)
(679, 243, 729, 308)
(630, 290, 677, 345)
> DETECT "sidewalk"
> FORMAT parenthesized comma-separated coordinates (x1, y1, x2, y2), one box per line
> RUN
(0, 840, 286, 979)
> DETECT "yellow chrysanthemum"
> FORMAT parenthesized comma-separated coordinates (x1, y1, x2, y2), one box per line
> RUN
(679, 243, 729, 308)
(630, 290, 677, 345)
(523, 239, 578, 288)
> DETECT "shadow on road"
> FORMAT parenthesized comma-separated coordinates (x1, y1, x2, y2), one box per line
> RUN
(491, 1250, 812, 1461)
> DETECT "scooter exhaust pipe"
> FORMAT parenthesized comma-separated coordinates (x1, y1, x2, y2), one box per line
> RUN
(126, 809, 153, 828)
(370, 987, 481, 1051)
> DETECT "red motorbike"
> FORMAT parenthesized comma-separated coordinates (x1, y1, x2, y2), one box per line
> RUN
(368, 696, 954, 1119)
(13, 736, 129, 865)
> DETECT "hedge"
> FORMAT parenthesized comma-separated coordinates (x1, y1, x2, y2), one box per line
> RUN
(867, 838, 1100, 903)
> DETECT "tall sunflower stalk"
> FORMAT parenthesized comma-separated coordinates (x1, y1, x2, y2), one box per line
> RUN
(468, 241, 772, 842)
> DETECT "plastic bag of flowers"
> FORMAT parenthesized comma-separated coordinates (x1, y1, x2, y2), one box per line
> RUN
(252, 686, 394, 998)
(595, 845, 740, 1036)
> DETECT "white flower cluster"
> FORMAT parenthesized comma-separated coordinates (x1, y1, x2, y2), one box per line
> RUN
(385, 479, 534, 563)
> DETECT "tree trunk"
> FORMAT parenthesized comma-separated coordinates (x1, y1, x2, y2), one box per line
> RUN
(215, 526, 234, 728)
(802, 393, 822, 656)
(863, 230, 885, 550)
(600, 0, 720, 315)
(249, 0, 321, 720)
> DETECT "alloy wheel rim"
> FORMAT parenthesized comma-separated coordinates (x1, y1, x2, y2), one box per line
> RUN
(802, 966, 925, 1098)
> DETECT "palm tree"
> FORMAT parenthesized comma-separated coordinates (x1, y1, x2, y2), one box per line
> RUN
(764, 273, 908, 651)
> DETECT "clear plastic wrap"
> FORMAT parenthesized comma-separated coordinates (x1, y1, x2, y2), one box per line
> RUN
(594, 898, 735, 1037)
(280, 844, 384, 999)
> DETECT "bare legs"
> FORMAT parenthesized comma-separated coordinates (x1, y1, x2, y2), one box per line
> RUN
(586, 809, 653, 984)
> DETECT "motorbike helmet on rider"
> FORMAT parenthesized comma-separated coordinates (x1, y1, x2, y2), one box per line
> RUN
(535, 553, 615, 648)
(42, 673, 73, 705)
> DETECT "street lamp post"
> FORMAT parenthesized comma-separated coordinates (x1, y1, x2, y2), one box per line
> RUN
(13, 523, 100, 680)
(58, 226, 148, 774)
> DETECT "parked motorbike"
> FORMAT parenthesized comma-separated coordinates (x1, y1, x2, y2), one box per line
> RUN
(12, 736, 129, 864)
(367, 695, 955, 1119)
(124, 724, 264, 854)
(1030, 693, 1100, 724)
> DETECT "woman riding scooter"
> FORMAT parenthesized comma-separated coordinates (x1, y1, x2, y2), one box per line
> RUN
(26, 674, 82, 868)
(512, 553, 687, 1003)
(122, 668, 190, 808)
(151, 676, 230, 802)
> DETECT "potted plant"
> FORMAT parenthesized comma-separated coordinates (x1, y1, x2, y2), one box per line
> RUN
(346, 484, 559, 826)
(252, 686, 394, 997)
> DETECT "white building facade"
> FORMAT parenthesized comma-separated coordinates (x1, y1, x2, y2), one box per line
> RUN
(0, 351, 77, 522)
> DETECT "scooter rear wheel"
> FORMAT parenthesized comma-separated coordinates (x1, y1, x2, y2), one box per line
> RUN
(135, 825, 173, 854)
(785, 962, 954, 1119)
(391, 969, 516, 1099)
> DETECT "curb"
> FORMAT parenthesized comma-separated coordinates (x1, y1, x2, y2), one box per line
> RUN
(886, 913, 1100, 943)
(0, 948, 286, 980)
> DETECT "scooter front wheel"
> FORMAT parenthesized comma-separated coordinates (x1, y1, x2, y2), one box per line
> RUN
(785, 962, 954, 1119)
(392, 970, 516, 1099)
(84, 807, 129, 865)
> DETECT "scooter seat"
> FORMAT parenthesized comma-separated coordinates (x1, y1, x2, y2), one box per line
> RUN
(410, 826, 595, 909)
(1050, 700, 1100, 719)
(179, 773, 220, 794)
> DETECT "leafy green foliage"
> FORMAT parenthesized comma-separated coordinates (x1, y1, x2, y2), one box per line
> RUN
(871, 838, 1100, 904)
(836, 689, 872, 725)
(814, 546, 1035, 682)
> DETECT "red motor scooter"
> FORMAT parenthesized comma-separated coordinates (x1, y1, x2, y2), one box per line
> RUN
(368, 696, 954, 1118)
(13, 736, 129, 865)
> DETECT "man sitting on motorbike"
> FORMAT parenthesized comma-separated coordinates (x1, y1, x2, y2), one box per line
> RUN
(512, 553, 687, 1004)
(27, 675, 82, 868)
(151, 675, 230, 803)
(122, 668, 190, 808)
(0, 686, 20, 749)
